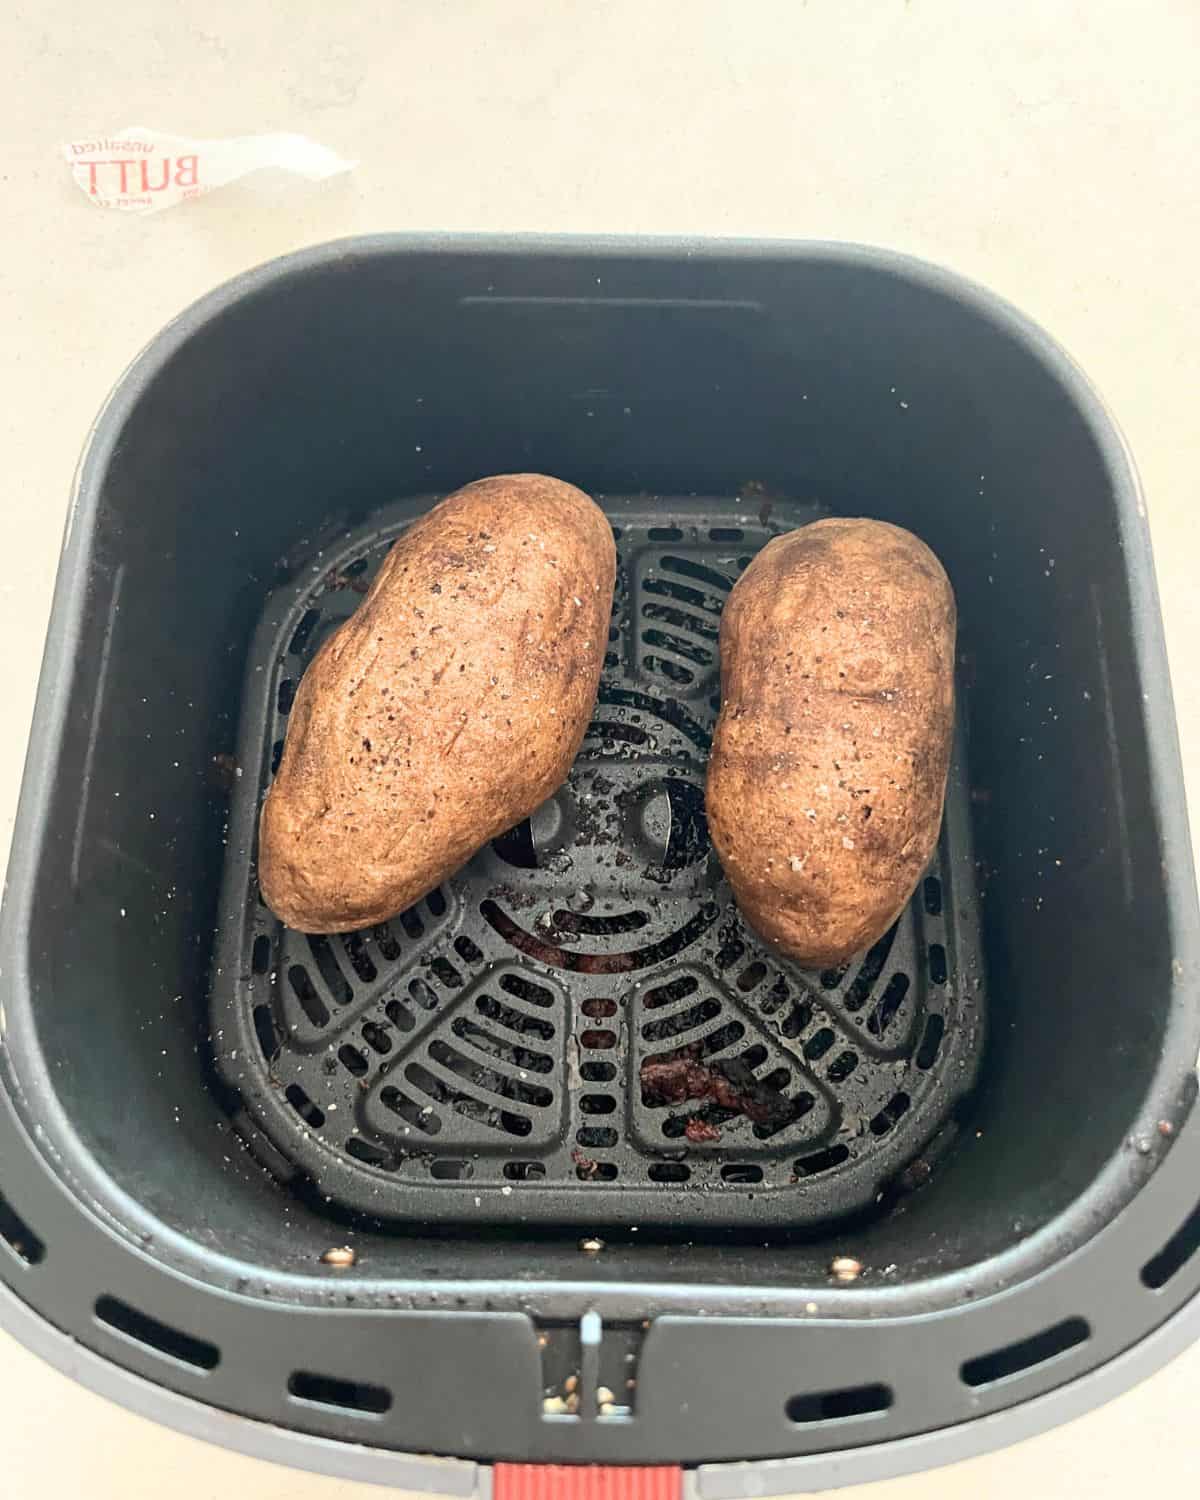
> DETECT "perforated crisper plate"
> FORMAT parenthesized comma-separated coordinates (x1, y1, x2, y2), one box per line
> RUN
(211, 495, 985, 1229)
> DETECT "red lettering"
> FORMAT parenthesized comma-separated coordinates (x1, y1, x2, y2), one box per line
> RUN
(84, 162, 100, 194)
(114, 159, 136, 193)
(173, 155, 198, 187)
(140, 157, 170, 192)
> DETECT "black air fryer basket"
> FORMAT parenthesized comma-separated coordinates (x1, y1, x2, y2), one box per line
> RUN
(2, 237, 1198, 1496)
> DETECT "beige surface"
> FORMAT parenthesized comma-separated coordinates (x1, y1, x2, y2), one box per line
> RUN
(2, 2, 1199, 1495)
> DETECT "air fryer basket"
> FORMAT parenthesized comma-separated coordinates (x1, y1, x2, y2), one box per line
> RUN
(212, 495, 984, 1229)
(1, 238, 1198, 1491)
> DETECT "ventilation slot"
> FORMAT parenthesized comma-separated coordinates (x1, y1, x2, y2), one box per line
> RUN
(253, 1004, 280, 1061)
(795, 1144, 851, 1177)
(868, 973, 911, 1036)
(346, 1137, 393, 1168)
(251, 934, 271, 973)
(288, 965, 329, 1028)
(1142, 1198, 1200, 1289)
(786, 1383, 892, 1424)
(289, 1370, 391, 1415)
(504, 1161, 546, 1181)
(0, 1190, 45, 1266)
(870, 1092, 910, 1135)
(95, 1295, 219, 1371)
(961, 1317, 1089, 1387)
(916, 1013, 945, 1070)
(721, 1163, 763, 1184)
(923, 875, 943, 915)
(285, 1084, 324, 1128)
(648, 1162, 690, 1182)
(928, 943, 948, 985)
(288, 607, 321, 657)
(843, 927, 897, 1010)
(430, 1158, 474, 1180)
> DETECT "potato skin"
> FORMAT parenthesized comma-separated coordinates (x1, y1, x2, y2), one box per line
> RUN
(259, 474, 616, 933)
(706, 518, 956, 969)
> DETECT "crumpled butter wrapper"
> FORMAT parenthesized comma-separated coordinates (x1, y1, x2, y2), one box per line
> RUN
(61, 126, 355, 214)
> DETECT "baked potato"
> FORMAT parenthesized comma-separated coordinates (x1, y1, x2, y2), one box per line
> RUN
(259, 473, 616, 933)
(706, 517, 955, 968)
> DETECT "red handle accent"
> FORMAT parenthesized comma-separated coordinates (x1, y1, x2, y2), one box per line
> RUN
(493, 1464, 682, 1500)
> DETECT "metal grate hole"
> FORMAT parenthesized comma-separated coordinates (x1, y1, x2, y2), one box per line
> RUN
(721, 1163, 763, 1184)
(270, 738, 284, 774)
(385, 998, 416, 1032)
(737, 961, 767, 992)
(577, 1160, 619, 1181)
(916, 1014, 945, 1070)
(640, 628, 713, 668)
(373, 922, 401, 961)
(455, 935, 484, 964)
(870, 1092, 911, 1136)
(641, 601, 719, 640)
(251, 934, 271, 974)
(753, 1092, 814, 1140)
(426, 1040, 553, 1108)
(786, 1383, 892, 1424)
(492, 820, 538, 868)
(644, 975, 698, 1009)
(929, 943, 948, 985)
(338, 1044, 368, 1077)
(820, 965, 848, 990)
(430, 1158, 473, 1180)
(306, 936, 353, 1006)
(399, 908, 425, 940)
(580, 1094, 616, 1115)
(643, 655, 694, 686)
(0, 1190, 45, 1266)
(581, 1060, 616, 1083)
(804, 1027, 836, 1061)
(476, 995, 555, 1040)
(581, 1029, 617, 1050)
(361, 1022, 392, 1054)
(95, 1295, 219, 1371)
(709, 527, 744, 543)
(342, 932, 377, 983)
(409, 977, 439, 1010)
(868, 973, 911, 1036)
(649, 1162, 690, 1183)
(577, 1126, 617, 1148)
(643, 575, 723, 618)
(582, 998, 618, 1019)
(288, 607, 321, 657)
(277, 677, 296, 714)
(289, 1370, 391, 1415)
(499, 973, 556, 1006)
(381, 1087, 440, 1135)
(642, 998, 721, 1042)
(285, 1084, 324, 1128)
(288, 965, 329, 1028)
(504, 1161, 546, 1181)
(795, 1143, 851, 1177)
(454, 1016, 552, 1071)
(253, 1004, 280, 1061)
(843, 927, 898, 1011)
(924, 876, 943, 915)
(553, 909, 649, 937)
(781, 998, 812, 1040)
(760, 975, 789, 1015)
(828, 1050, 858, 1083)
(430, 957, 462, 988)
(346, 1137, 392, 1168)
(661, 555, 734, 593)
(427, 888, 448, 917)
(1142, 1199, 1200, 1289)
(961, 1317, 1090, 1388)
(740, 1044, 769, 1069)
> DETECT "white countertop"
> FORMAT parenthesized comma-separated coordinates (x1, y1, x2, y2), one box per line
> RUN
(3, 3, 1199, 1495)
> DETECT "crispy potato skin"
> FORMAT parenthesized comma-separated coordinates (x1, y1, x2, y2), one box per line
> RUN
(706, 518, 956, 968)
(259, 474, 616, 932)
